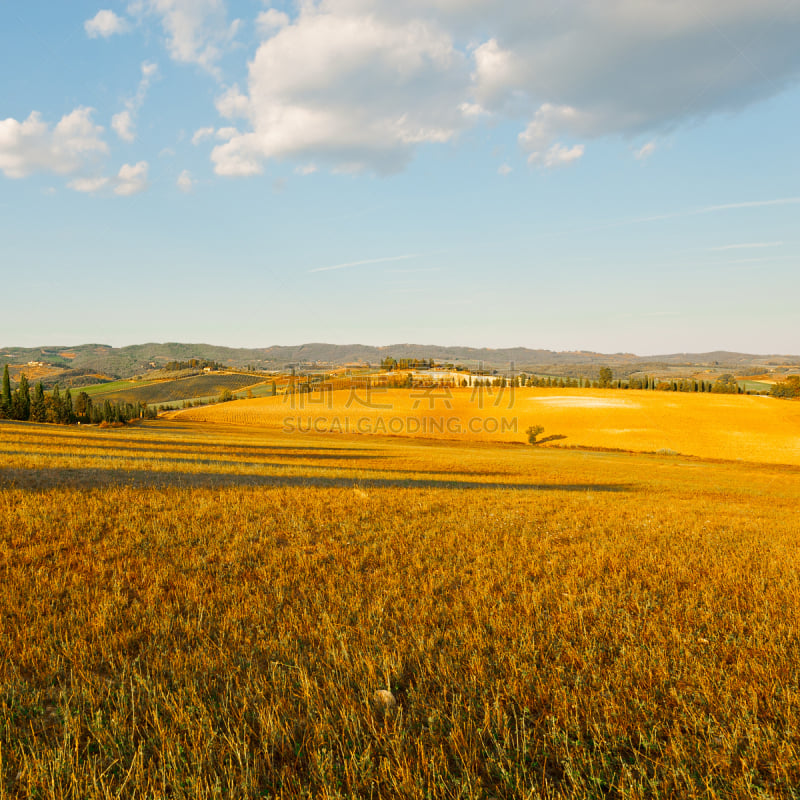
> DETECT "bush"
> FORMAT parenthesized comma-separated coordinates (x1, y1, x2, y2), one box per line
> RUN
(526, 425, 545, 444)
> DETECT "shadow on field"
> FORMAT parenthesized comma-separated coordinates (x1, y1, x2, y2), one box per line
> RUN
(0, 466, 636, 493)
(0, 436, 385, 458)
(0, 448, 386, 466)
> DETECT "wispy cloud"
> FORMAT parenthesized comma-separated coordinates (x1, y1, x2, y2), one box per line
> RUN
(708, 241, 784, 251)
(561, 197, 800, 239)
(386, 267, 441, 273)
(310, 254, 420, 273)
(699, 198, 800, 213)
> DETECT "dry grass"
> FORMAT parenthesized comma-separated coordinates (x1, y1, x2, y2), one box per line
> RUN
(1, 418, 800, 798)
(172, 387, 800, 466)
(7, 364, 65, 382)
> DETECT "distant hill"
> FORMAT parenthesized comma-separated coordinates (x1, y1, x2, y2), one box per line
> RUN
(1, 342, 798, 379)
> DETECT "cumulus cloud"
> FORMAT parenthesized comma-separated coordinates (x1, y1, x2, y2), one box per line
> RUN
(129, 0, 239, 73)
(211, 6, 469, 176)
(85, 9, 130, 38)
(470, 0, 800, 152)
(215, 85, 250, 119)
(176, 169, 194, 191)
(0, 108, 108, 179)
(256, 9, 290, 36)
(471, 38, 520, 109)
(191, 127, 215, 144)
(115, 161, 149, 195)
(539, 143, 585, 169)
(112, 110, 135, 142)
(66, 162, 150, 196)
(518, 104, 588, 168)
(200, 0, 800, 176)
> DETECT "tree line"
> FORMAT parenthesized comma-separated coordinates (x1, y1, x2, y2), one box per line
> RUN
(1, 366, 156, 425)
(770, 376, 800, 399)
(381, 358, 436, 371)
(162, 358, 222, 372)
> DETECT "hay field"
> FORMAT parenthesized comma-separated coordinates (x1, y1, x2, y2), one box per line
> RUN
(173, 387, 800, 466)
(1, 418, 800, 798)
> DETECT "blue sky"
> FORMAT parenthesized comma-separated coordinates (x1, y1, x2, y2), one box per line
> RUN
(1, 0, 799, 355)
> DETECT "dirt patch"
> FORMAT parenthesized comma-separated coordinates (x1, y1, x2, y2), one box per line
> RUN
(528, 396, 640, 409)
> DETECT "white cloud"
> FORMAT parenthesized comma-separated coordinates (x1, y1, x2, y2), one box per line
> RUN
(0, 108, 108, 179)
(471, 38, 519, 109)
(310, 254, 421, 273)
(459, 102, 486, 118)
(634, 141, 656, 160)
(203, 1, 800, 176)
(295, 163, 318, 176)
(215, 85, 250, 119)
(211, 7, 469, 176)
(67, 161, 148, 197)
(68, 176, 111, 193)
(141, 61, 158, 81)
(212, 132, 263, 176)
(192, 126, 215, 144)
(112, 111, 135, 142)
(176, 169, 195, 191)
(111, 61, 159, 143)
(519, 104, 588, 150)
(115, 161, 149, 195)
(708, 241, 784, 251)
(130, 0, 239, 73)
(518, 104, 587, 167)
(699, 198, 800, 213)
(538, 143, 585, 168)
(256, 9, 290, 36)
(476, 1, 800, 156)
(85, 9, 130, 38)
(497, 163, 512, 176)
(66, 162, 150, 196)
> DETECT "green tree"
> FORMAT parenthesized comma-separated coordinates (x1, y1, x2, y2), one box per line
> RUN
(1, 365, 11, 416)
(17, 373, 31, 420)
(74, 391, 91, 421)
(771, 375, 800, 399)
(30, 383, 46, 422)
(598, 367, 613, 388)
(711, 374, 738, 394)
(526, 425, 545, 445)
(63, 389, 75, 423)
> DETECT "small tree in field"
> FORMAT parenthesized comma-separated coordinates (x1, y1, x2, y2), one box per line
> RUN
(526, 425, 545, 444)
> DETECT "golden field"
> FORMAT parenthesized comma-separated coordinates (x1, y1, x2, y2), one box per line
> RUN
(1, 416, 800, 798)
(172, 387, 800, 466)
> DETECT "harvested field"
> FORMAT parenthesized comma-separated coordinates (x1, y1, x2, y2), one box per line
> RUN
(173, 387, 800, 466)
(1, 418, 799, 798)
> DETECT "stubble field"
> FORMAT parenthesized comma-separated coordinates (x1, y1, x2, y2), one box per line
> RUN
(1, 407, 799, 798)
(173, 387, 800, 466)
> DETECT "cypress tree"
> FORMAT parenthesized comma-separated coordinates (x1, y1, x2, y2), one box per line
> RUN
(18, 374, 31, 420)
(64, 389, 74, 423)
(1, 365, 11, 415)
(31, 383, 46, 422)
